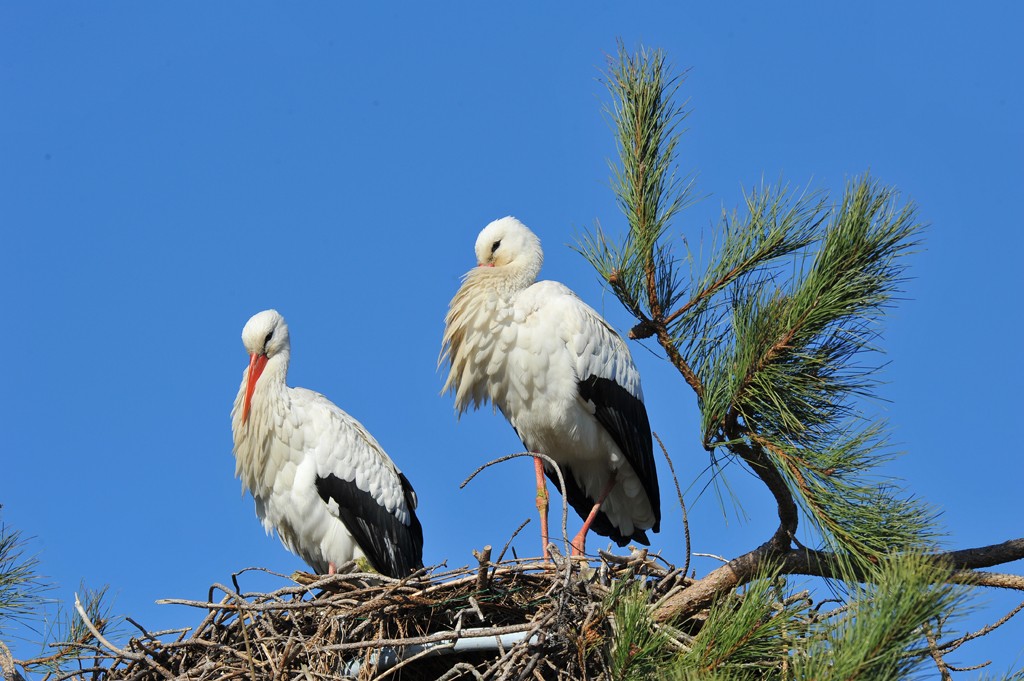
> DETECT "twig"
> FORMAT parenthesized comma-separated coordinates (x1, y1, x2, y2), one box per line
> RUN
(937, 597, 1024, 652)
(945, 661, 992, 672)
(74, 593, 174, 680)
(371, 640, 457, 681)
(233, 593, 259, 681)
(654, 430, 691, 577)
(437, 662, 485, 681)
(474, 545, 492, 591)
(497, 520, 530, 564)
(923, 621, 953, 681)
(461, 451, 571, 556)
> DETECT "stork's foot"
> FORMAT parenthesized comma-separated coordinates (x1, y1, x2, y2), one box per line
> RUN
(570, 528, 588, 556)
(572, 477, 618, 556)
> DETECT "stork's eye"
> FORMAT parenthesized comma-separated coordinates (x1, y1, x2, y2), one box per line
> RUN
(491, 240, 501, 254)
(264, 331, 273, 347)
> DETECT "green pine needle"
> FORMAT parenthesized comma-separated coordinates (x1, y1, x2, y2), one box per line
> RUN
(682, 571, 805, 676)
(0, 523, 48, 635)
(606, 579, 676, 680)
(794, 553, 967, 680)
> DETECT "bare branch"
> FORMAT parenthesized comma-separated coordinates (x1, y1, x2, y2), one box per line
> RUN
(74, 593, 174, 679)
(938, 598, 1024, 653)
(653, 538, 1024, 623)
(653, 431, 691, 577)
(923, 621, 954, 681)
(460, 451, 572, 557)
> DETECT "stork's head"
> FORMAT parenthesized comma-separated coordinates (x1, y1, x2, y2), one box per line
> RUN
(474, 216, 544, 275)
(240, 309, 290, 423)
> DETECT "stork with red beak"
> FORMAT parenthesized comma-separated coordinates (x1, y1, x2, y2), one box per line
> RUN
(231, 309, 423, 577)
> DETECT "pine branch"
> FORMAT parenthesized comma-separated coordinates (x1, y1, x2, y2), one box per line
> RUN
(663, 184, 824, 338)
(729, 436, 798, 552)
(577, 41, 703, 398)
(653, 537, 1024, 624)
(796, 553, 966, 679)
(0, 524, 48, 634)
(683, 177, 931, 570)
(681, 566, 810, 676)
(716, 176, 920, 444)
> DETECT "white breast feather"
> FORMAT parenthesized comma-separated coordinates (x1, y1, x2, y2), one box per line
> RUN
(231, 374, 414, 569)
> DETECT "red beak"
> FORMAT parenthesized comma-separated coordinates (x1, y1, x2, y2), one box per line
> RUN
(242, 353, 269, 424)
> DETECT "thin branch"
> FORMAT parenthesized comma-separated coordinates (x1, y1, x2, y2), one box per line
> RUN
(937, 598, 1024, 652)
(660, 251, 763, 329)
(473, 546, 492, 591)
(942, 538, 1024, 569)
(629, 320, 704, 399)
(460, 451, 572, 557)
(924, 621, 954, 681)
(654, 431, 691, 577)
(74, 593, 174, 680)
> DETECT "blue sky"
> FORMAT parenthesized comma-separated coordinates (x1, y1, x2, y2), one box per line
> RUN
(2, 2, 1022, 672)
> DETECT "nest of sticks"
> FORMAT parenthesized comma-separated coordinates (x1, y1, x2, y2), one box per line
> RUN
(63, 546, 697, 681)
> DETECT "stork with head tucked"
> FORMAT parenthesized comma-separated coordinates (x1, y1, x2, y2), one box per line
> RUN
(441, 216, 660, 557)
(231, 309, 424, 578)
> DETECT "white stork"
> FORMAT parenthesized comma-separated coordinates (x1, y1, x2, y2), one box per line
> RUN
(231, 309, 424, 578)
(441, 216, 660, 556)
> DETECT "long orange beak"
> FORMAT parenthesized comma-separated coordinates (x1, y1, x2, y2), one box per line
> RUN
(242, 353, 269, 424)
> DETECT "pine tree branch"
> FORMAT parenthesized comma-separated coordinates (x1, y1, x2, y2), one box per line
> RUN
(650, 326, 704, 399)
(658, 249, 769, 330)
(942, 539, 1024, 569)
(936, 598, 1024, 653)
(585, 43, 1019, 665)
(653, 538, 1024, 623)
(627, 315, 705, 400)
(728, 432, 798, 552)
(653, 539, 776, 623)
(585, 42, 708, 401)
(924, 622, 955, 681)
(787, 545, 1024, 588)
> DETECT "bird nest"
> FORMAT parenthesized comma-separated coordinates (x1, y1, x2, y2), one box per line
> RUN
(66, 547, 695, 680)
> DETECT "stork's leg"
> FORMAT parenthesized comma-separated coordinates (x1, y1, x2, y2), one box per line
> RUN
(533, 455, 550, 560)
(570, 477, 617, 556)
(328, 562, 337, 575)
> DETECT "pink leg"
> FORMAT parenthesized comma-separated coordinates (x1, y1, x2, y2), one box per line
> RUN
(533, 456, 550, 560)
(328, 562, 337, 575)
(570, 477, 617, 556)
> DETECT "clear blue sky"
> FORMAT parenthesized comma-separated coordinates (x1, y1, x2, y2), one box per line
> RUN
(2, 2, 1022, 672)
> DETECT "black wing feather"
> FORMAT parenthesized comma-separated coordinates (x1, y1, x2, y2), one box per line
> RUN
(577, 374, 661, 534)
(315, 473, 424, 578)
